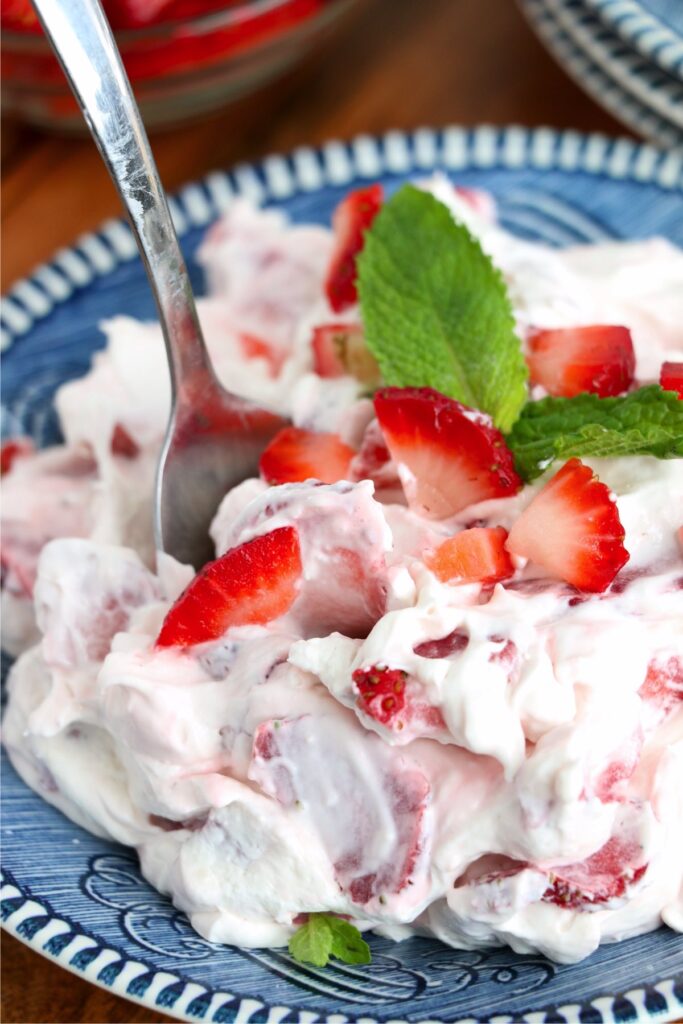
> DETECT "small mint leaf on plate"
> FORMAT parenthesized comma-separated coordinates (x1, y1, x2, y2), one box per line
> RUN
(288, 914, 371, 968)
(507, 385, 683, 481)
(357, 184, 528, 432)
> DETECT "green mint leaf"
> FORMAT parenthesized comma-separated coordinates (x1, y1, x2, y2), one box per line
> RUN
(327, 917, 372, 965)
(507, 386, 683, 481)
(288, 914, 371, 968)
(357, 184, 528, 432)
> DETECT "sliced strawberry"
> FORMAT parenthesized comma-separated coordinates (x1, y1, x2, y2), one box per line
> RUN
(349, 419, 400, 491)
(543, 835, 647, 909)
(660, 361, 683, 399)
(426, 526, 514, 584)
(311, 323, 381, 385)
(239, 332, 286, 378)
(110, 423, 140, 459)
(259, 426, 355, 485)
(373, 387, 521, 518)
(155, 526, 301, 648)
(1, 437, 35, 475)
(506, 458, 628, 593)
(527, 325, 635, 398)
(325, 184, 383, 313)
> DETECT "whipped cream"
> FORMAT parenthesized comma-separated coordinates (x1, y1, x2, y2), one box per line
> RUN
(2, 178, 682, 965)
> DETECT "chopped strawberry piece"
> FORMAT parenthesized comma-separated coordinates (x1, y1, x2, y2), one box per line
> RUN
(349, 419, 400, 490)
(593, 730, 643, 802)
(413, 628, 469, 659)
(659, 361, 683, 399)
(259, 426, 355, 485)
(311, 323, 381, 384)
(374, 387, 521, 518)
(110, 423, 140, 459)
(506, 458, 628, 593)
(352, 664, 446, 735)
(353, 666, 407, 726)
(639, 656, 683, 715)
(239, 333, 286, 378)
(543, 835, 647, 908)
(325, 184, 383, 312)
(1, 437, 35, 475)
(426, 526, 514, 584)
(527, 325, 635, 398)
(155, 526, 301, 648)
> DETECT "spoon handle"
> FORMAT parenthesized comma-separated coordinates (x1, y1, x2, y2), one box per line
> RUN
(32, 0, 213, 392)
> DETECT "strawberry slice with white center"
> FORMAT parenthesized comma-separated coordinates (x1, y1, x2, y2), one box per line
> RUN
(155, 526, 301, 648)
(373, 387, 521, 517)
(506, 458, 629, 593)
(660, 361, 683, 399)
(526, 325, 635, 398)
(425, 526, 514, 584)
(259, 426, 356, 485)
(310, 323, 381, 385)
(325, 184, 383, 313)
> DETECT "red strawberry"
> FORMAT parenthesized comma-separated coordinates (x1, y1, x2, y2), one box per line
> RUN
(155, 526, 301, 648)
(353, 666, 407, 726)
(259, 426, 355, 485)
(352, 664, 445, 735)
(506, 458, 628, 593)
(311, 323, 381, 384)
(1, 0, 40, 30)
(1, 437, 35, 475)
(373, 387, 521, 518)
(543, 835, 647, 908)
(639, 656, 683, 715)
(413, 628, 469, 659)
(349, 419, 400, 491)
(325, 184, 383, 313)
(239, 333, 285, 378)
(110, 423, 140, 459)
(426, 526, 514, 584)
(527, 325, 635, 398)
(660, 361, 683, 399)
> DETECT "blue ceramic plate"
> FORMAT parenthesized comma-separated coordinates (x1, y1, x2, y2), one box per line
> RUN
(584, 0, 683, 79)
(519, 0, 683, 148)
(545, 0, 683, 128)
(2, 127, 683, 1024)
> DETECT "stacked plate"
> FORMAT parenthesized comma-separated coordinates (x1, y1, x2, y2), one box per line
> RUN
(520, 0, 683, 149)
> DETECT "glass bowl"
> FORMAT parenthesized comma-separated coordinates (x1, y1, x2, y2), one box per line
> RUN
(1, 0, 357, 131)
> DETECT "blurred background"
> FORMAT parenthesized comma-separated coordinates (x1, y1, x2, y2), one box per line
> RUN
(5, 0, 682, 295)
(2, 0, 682, 1020)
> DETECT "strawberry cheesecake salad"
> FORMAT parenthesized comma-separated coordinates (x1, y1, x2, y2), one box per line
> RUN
(2, 176, 683, 968)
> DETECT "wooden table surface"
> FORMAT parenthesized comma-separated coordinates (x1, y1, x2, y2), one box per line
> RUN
(0, 0, 646, 1020)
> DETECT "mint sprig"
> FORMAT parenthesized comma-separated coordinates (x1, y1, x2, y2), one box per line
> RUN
(507, 386, 683, 481)
(357, 185, 528, 432)
(288, 914, 371, 968)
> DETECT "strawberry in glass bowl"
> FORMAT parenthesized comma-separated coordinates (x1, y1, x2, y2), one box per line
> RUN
(1, 0, 357, 130)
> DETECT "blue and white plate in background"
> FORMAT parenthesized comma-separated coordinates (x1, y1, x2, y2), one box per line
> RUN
(584, 0, 683, 78)
(546, 0, 683, 128)
(2, 127, 683, 1024)
(520, 0, 683, 149)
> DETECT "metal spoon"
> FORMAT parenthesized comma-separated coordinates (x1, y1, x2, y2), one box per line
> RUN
(33, 0, 288, 570)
